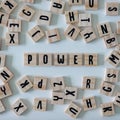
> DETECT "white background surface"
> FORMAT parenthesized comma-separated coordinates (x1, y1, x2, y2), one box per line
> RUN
(0, 0, 120, 120)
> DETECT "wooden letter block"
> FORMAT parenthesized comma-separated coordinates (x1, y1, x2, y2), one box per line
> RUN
(69, 53, 83, 66)
(0, 54, 6, 67)
(97, 22, 112, 37)
(64, 87, 77, 100)
(50, 0, 65, 14)
(51, 92, 64, 104)
(1, 0, 17, 14)
(65, 102, 82, 119)
(85, 0, 98, 10)
(21, 0, 34, 3)
(100, 81, 115, 96)
(101, 102, 115, 116)
(39, 53, 53, 66)
(50, 77, 65, 91)
(28, 25, 44, 42)
(64, 24, 80, 41)
(24, 53, 37, 66)
(54, 53, 68, 66)
(33, 98, 47, 111)
(0, 100, 5, 113)
(34, 76, 47, 90)
(46, 28, 61, 43)
(37, 10, 52, 26)
(114, 93, 120, 107)
(79, 14, 92, 27)
(105, 2, 119, 16)
(106, 50, 120, 67)
(83, 96, 96, 111)
(6, 32, 19, 46)
(117, 21, 120, 34)
(103, 34, 118, 48)
(80, 27, 97, 43)
(82, 76, 96, 90)
(0, 67, 13, 83)
(0, 83, 12, 99)
(84, 53, 98, 66)
(17, 76, 33, 92)
(68, 0, 82, 6)
(0, 12, 9, 26)
(11, 99, 27, 116)
(104, 68, 119, 83)
(8, 19, 21, 32)
(19, 5, 35, 21)
(65, 10, 78, 24)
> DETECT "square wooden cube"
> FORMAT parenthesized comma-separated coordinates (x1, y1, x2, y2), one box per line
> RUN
(8, 19, 21, 32)
(82, 76, 96, 90)
(79, 14, 92, 27)
(0, 100, 5, 113)
(19, 5, 35, 21)
(34, 76, 47, 90)
(54, 53, 68, 66)
(84, 53, 98, 66)
(64, 24, 80, 41)
(51, 92, 64, 104)
(28, 25, 44, 42)
(11, 99, 27, 116)
(0, 12, 9, 26)
(50, 0, 65, 14)
(100, 81, 115, 96)
(6, 32, 19, 46)
(117, 21, 120, 34)
(46, 28, 60, 43)
(80, 27, 97, 43)
(0, 67, 14, 83)
(1, 0, 17, 14)
(106, 50, 120, 67)
(17, 76, 33, 92)
(37, 10, 52, 26)
(104, 68, 119, 83)
(33, 98, 47, 111)
(65, 102, 82, 119)
(64, 87, 77, 100)
(50, 77, 65, 91)
(0, 54, 6, 67)
(85, 0, 98, 10)
(21, 0, 34, 3)
(83, 96, 96, 111)
(69, 53, 83, 66)
(101, 102, 115, 116)
(114, 93, 120, 107)
(68, 0, 82, 5)
(0, 83, 12, 99)
(105, 2, 119, 16)
(65, 10, 78, 24)
(97, 22, 112, 37)
(24, 53, 37, 66)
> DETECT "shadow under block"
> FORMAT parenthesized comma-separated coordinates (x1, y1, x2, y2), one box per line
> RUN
(17, 76, 33, 92)
(28, 25, 45, 42)
(68, 0, 82, 5)
(33, 98, 47, 111)
(19, 5, 35, 21)
(34, 76, 47, 90)
(0, 12, 9, 26)
(50, 0, 65, 14)
(0, 54, 6, 67)
(114, 93, 120, 107)
(85, 0, 98, 10)
(65, 102, 82, 119)
(11, 99, 27, 116)
(0, 100, 5, 113)
(100, 81, 115, 96)
(0, 83, 12, 99)
(0, 67, 14, 83)
(101, 102, 115, 116)
(104, 68, 119, 83)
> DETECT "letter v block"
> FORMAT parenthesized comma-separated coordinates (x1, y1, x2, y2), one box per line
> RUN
(0, 67, 14, 83)
(17, 76, 33, 92)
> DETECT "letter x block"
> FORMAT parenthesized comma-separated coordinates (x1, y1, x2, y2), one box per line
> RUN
(0, 100, 5, 113)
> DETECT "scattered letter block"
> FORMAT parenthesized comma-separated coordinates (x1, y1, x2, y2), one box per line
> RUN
(0, 100, 5, 113)
(68, 0, 82, 6)
(0, 12, 9, 26)
(117, 21, 120, 34)
(0, 54, 6, 67)
(85, 0, 98, 10)
(114, 93, 120, 107)
(21, 0, 34, 3)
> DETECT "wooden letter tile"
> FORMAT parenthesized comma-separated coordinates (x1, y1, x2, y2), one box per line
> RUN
(68, 0, 82, 6)
(34, 76, 47, 90)
(0, 100, 5, 113)
(85, 0, 98, 10)
(0, 12, 9, 26)
(114, 93, 120, 107)
(0, 54, 6, 67)
(83, 96, 96, 111)
(80, 27, 97, 43)
(117, 21, 120, 34)
(11, 99, 27, 116)
(65, 102, 82, 119)
(17, 76, 33, 92)
(33, 98, 47, 111)
(28, 25, 44, 42)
